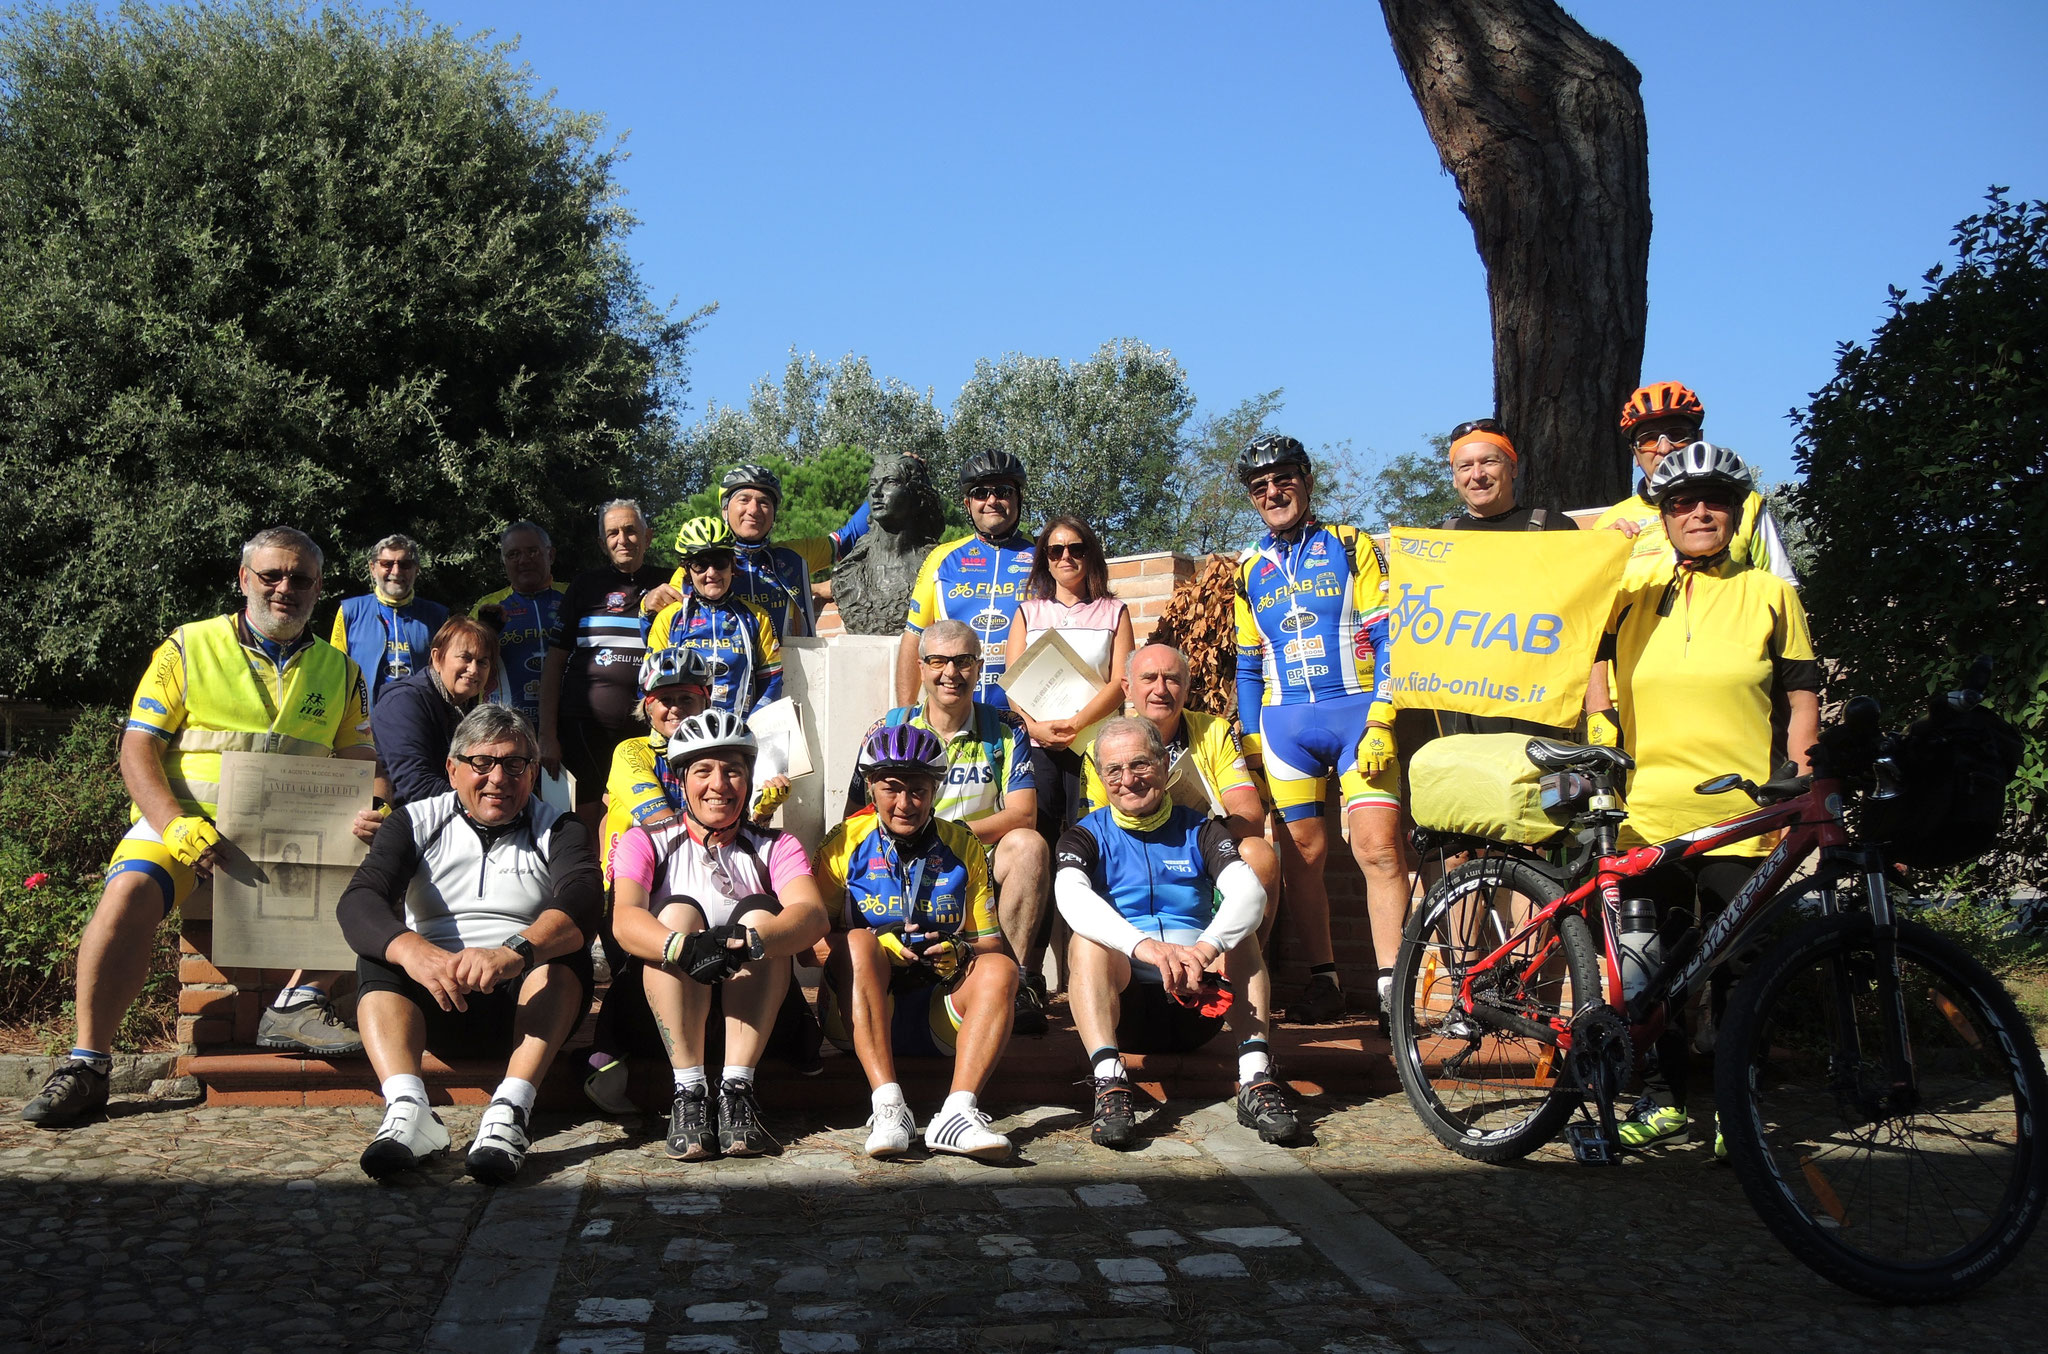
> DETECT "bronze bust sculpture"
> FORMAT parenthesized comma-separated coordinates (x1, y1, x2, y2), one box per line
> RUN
(831, 452, 946, 635)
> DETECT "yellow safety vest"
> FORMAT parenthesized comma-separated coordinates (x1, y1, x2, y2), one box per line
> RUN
(158, 616, 358, 817)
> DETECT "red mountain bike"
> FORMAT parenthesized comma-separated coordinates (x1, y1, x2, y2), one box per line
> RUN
(1388, 691, 2045, 1303)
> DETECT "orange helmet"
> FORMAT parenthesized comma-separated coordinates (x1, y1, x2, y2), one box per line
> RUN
(1619, 382, 1704, 432)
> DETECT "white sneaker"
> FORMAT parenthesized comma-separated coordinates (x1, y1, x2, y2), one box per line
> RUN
(925, 1106, 1012, 1162)
(466, 1098, 531, 1185)
(360, 1097, 449, 1179)
(583, 1057, 636, 1116)
(863, 1101, 918, 1158)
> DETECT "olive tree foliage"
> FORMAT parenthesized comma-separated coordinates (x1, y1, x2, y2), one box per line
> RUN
(949, 338, 1194, 556)
(0, 2, 700, 701)
(677, 349, 948, 488)
(1789, 189, 2048, 888)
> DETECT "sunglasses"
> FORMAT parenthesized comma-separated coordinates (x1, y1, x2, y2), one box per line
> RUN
(454, 753, 535, 777)
(1246, 470, 1302, 498)
(966, 483, 1018, 502)
(921, 652, 981, 671)
(1632, 426, 1699, 452)
(1664, 492, 1737, 515)
(250, 568, 318, 592)
(1042, 542, 1090, 562)
(686, 551, 735, 570)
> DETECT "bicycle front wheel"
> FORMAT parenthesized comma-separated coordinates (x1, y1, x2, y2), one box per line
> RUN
(1716, 913, 2048, 1303)
(1390, 855, 1597, 1162)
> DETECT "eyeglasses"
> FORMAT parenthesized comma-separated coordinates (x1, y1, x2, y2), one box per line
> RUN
(250, 569, 318, 592)
(454, 753, 535, 778)
(921, 652, 981, 671)
(1663, 493, 1737, 515)
(1042, 542, 1088, 562)
(373, 557, 418, 570)
(966, 483, 1018, 502)
(1632, 426, 1698, 452)
(1100, 756, 1163, 785)
(1246, 470, 1302, 498)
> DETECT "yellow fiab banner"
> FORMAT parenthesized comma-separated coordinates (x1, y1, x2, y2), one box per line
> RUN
(1384, 527, 1628, 728)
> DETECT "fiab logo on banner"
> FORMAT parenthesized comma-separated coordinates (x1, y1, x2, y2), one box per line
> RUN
(1384, 527, 1627, 727)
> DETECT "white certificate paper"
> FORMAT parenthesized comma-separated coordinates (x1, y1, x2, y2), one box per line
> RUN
(748, 697, 815, 781)
(210, 752, 375, 970)
(998, 630, 1102, 723)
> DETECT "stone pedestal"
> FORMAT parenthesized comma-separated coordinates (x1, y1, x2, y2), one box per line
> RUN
(778, 634, 900, 854)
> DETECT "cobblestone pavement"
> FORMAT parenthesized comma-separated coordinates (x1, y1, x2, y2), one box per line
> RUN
(1, 1083, 2042, 1354)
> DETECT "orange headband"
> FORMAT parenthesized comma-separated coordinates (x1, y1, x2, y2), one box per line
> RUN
(1449, 429, 1518, 464)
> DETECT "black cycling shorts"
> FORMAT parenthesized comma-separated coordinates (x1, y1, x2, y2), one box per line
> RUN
(559, 717, 628, 807)
(1116, 980, 1225, 1055)
(357, 946, 594, 1059)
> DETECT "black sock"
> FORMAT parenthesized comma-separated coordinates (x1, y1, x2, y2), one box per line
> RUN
(1310, 962, 1338, 985)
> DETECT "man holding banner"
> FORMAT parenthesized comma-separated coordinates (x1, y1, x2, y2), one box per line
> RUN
(1230, 434, 1402, 1026)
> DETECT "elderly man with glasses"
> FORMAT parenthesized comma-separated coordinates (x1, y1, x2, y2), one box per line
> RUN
(852, 618, 1048, 1035)
(1056, 717, 1296, 1148)
(1593, 382, 1797, 590)
(22, 527, 386, 1128)
(338, 704, 600, 1184)
(331, 533, 450, 712)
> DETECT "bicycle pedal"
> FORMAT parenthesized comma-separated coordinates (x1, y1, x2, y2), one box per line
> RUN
(1566, 1122, 1620, 1166)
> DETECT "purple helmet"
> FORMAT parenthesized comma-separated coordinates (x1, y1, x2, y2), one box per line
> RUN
(857, 724, 949, 783)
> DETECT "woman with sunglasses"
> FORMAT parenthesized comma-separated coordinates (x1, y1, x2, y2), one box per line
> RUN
(1593, 382, 1797, 590)
(1002, 516, 1136, 825)
(1586, 441, 1821, 1149)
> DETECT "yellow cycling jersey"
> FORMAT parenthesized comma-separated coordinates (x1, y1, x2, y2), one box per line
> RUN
(1592, 490, 1796, 591)
(1602, 559, 1818, 855)
(815, 809, 1000, 940)
(1079, 709, 1259, 816)
(126, 614, 372, 819)
(602, 733, 676, 876)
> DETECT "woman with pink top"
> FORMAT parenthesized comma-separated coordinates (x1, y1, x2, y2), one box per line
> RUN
(1002, 516, 1136, 835)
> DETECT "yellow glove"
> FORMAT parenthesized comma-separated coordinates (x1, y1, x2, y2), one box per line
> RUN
(161, 815, 220, 868)
(751, 782, 789, 823)
(1355, 701, 1398, 777)
(1587, 710, 1621, 748)
(922, 938, 965, 982)
(876, 931, 918, 968)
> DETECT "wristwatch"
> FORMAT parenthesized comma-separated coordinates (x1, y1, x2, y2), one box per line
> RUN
(501, 934, 537, 975)
(746, 927, 766, 962)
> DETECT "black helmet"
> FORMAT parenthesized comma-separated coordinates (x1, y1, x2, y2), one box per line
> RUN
(956, 449, 1028, 493)
(719, 463, 782, 508)
(1235, 433, 1312, 485)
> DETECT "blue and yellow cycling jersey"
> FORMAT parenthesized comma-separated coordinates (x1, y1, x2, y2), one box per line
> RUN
(905, 532, 1035, 712)
(647, 594, 783, 717)
(666, 503, 870, 640)
(473, 583, 566, 722)
(816, 808, 999, 940)
(330, 593, 449, 710)
(1232, 521, 1391, 753)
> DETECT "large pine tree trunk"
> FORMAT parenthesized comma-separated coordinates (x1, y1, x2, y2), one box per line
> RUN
(1381, 0, 1649, 509)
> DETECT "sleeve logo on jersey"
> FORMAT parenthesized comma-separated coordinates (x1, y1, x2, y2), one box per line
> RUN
(1056, 850, 1088, 869)
(139, 697, 168, 715)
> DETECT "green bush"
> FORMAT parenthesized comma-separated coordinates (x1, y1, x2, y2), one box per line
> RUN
(0, 707, 177, 1050)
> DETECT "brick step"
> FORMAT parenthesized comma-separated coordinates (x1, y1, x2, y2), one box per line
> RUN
(181, 1007, 1399, 1110)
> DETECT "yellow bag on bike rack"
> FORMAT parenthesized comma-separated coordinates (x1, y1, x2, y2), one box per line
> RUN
(1408, 733, 1569, 845)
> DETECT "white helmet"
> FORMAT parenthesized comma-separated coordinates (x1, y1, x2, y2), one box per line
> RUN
(665, 709, 756, 771)
(1644, 441, 1753, 507)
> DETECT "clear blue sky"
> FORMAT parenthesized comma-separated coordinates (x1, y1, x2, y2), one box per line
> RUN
(413, 1, 2047, 488)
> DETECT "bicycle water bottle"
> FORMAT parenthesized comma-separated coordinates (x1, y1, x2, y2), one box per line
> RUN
(1619, 899, 1660, 1001)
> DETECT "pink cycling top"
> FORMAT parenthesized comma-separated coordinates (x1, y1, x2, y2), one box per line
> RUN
(612, 818, 810, 927)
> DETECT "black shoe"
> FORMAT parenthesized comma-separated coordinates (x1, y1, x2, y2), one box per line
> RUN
(717, 1079, 776, 1157)
(1088, 1077, 1138, 1149)
(1236, 1078, 1300, 1144)
(1284, 973, 1346, 1026)
(666, 1084, 717, 1161)
(1012, 976, 1049, 1037)
(20, 1058, 111, 1128)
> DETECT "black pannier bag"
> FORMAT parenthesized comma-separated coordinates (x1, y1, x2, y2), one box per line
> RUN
(1866, 702, 2024, 868)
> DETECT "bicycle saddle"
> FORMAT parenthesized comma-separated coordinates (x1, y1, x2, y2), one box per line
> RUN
(1524, 738, 1635, 776)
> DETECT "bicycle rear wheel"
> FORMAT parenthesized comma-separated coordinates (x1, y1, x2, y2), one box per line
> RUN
(1390, 855, 1598, 1162)
(1716, 913, 2048, 1303)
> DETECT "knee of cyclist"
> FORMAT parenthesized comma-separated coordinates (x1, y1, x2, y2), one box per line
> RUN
(732, 891, 783, 931)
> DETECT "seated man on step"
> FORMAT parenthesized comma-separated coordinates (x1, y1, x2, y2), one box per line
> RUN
(339, 704, 600, 1185)
(1057, 717, 1297, 1148)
